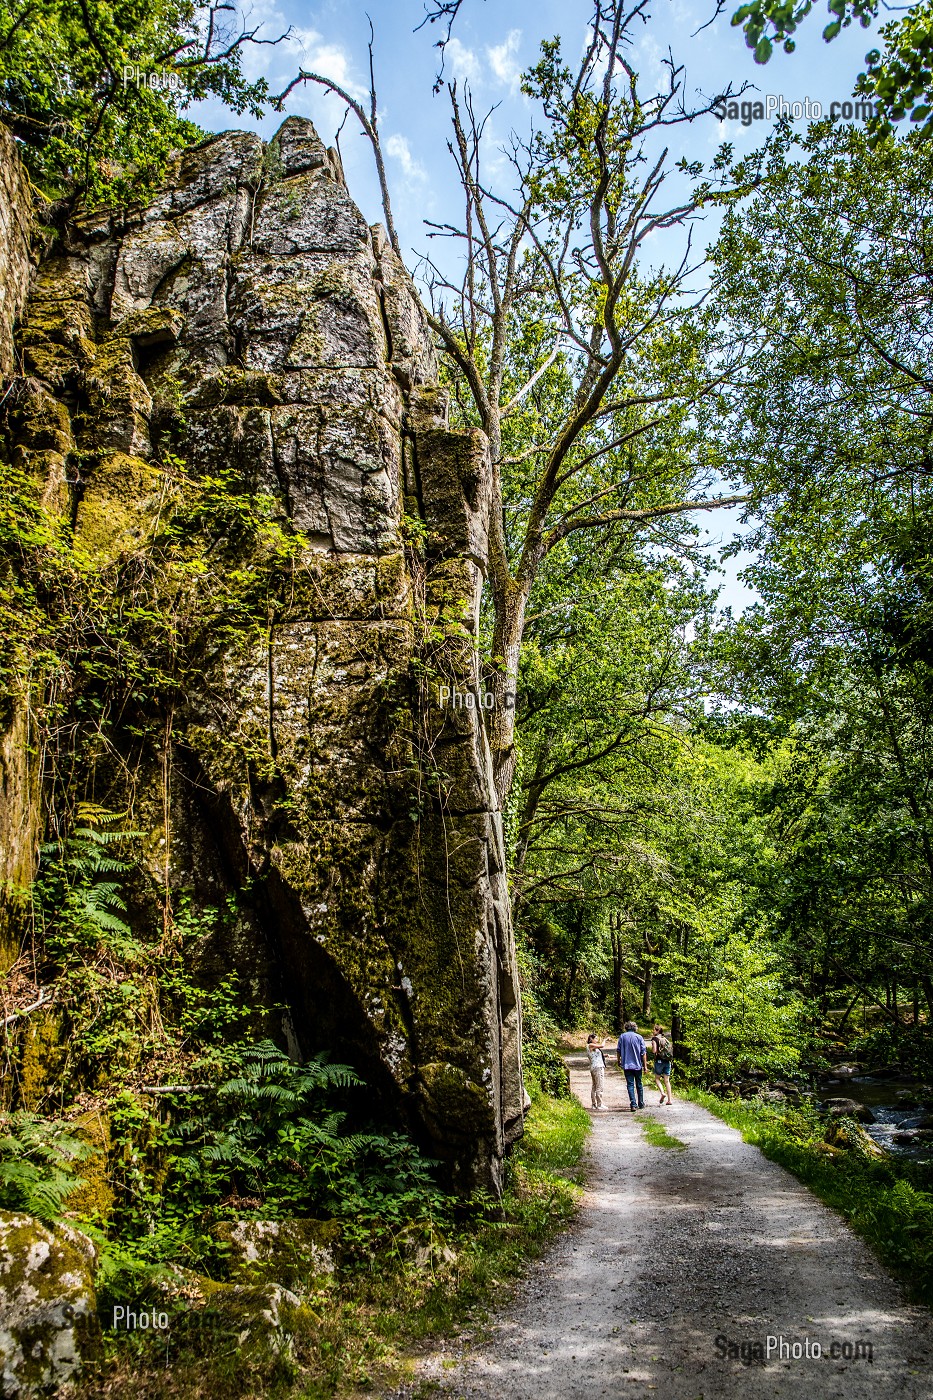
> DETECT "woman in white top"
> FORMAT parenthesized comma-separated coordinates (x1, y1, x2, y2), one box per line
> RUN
(586, 1033, 610, 1110)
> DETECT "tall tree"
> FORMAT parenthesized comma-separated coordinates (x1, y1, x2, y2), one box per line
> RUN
(300, 0, 747, 805)
(706, 122, 933, 1029)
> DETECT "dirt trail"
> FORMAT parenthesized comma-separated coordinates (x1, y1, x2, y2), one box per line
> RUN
(419, 1054, 933, 1399)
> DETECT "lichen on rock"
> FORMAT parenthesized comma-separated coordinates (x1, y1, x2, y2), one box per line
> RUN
(0, 1211, 100, 1397)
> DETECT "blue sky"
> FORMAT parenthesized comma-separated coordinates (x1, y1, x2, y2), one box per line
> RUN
(191, 0, 878, 611)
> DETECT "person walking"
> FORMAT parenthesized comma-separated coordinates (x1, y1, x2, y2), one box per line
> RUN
(617, 1020, 648, 1111)
(586, 1033, 610, 1110)
(650, 1023, 675, 1105)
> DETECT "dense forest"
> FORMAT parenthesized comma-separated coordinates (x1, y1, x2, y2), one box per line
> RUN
(1, 0, 933, 1396)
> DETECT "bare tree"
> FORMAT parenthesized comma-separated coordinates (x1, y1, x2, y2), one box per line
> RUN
(284, 0, 748, 806)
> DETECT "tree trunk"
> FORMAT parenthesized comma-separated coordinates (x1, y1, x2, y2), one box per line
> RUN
(511, 743, 551, 911)
(913, 979, 921, 1026)
(610, 919, 626, 1033)
(837, 988, 862, 1033)
(563, 917, 586, 1023)
(486, 585, 527, 806)
(641, 960, 652, 1019)
(671, 1006, 687, 1065)
(921, 974, 933, 1023)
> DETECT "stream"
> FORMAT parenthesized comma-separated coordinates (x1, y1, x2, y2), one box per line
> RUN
(818, 1069, 933, 1160)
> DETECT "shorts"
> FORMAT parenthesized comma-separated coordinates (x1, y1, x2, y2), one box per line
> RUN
(654, 1059, 672, 1075)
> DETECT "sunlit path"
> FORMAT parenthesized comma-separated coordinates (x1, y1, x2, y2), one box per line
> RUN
(416, 1055, 933, 1400)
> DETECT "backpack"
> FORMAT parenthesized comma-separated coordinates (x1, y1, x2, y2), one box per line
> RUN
(654, 1034, 674, 1062)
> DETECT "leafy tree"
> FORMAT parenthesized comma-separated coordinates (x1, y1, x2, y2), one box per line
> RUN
(0, 0, 286, 204)
(300, 0, 747, 805)
(705, 121, 933, 1041)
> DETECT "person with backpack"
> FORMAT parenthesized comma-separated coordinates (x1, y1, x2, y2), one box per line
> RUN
(616, 1021, 648, 1111)
(586, 1033, 610, 1110)
(651, 1023, 675, 1105)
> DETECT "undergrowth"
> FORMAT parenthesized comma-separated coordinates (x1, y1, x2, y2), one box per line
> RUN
(685, 1086, 933, 1305)
(84, 1085, 590, 1398)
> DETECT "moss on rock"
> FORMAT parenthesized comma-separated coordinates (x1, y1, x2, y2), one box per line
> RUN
(212, 1218, 339, 1295)
(0, 1211, 100, 1396)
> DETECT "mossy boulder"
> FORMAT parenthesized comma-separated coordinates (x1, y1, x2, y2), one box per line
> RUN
(212, 1218, 339, 1294)
(0, 1211, 100, 1397)
(198, 1281, 307, 1367)
(824, 1118, 886, 1157)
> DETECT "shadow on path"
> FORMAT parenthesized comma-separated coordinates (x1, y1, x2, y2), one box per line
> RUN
(417, 1054, 933, 1399)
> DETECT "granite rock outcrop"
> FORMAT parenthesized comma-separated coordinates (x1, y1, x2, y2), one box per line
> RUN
(0, 116, 525, 1191)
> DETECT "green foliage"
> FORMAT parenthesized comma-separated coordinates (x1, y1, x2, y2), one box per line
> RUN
(158, 1040, 445, 1235)
(95, 1085, 589, 1396)
(37, 803, 139, 957)
(0, 1111, 90, 1221)
(520, 988, 571, 1099)
(0, 0, 279, 205)
(671, 921, 808, 1080)
(705, 124, 933, 1051)
(731, 0, 875, 60)
(852, 1022, 933, 1078)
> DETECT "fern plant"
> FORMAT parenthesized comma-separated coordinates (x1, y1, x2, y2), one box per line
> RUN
(150, 1040, 445, 1228)
(0, 1112, 91, 1222)
(36, 803, 142, 960)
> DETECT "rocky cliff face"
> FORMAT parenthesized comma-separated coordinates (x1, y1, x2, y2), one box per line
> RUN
(0, 123, 41, 966)
(0, 117, 525, 1192)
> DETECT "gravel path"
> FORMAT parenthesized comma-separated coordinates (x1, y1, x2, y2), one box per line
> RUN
(422, 1054, 933, 1400)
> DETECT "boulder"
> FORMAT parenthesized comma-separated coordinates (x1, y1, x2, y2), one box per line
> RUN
(211, 1218, 338, 1294)
(129, 1272, 310, 1360)
(820, 1097, 875, 1123)
(824, 1120, 886, 1158)
(0, 1211, 100, 1397)
(198, 1282, 305, 1367)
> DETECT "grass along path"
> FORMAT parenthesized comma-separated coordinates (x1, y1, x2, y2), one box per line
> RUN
(681, 1085, 933, 1308)
(419, 1053, 933, 1400)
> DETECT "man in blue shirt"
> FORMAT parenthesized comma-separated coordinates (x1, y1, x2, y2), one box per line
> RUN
(617, 1021, 648, 1111)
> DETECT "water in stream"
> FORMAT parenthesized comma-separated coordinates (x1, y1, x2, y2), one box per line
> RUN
(818, 1071, 933, 1160)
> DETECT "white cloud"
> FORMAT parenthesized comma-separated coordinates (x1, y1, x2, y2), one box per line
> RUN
(232, 11, 364, 102)
(444, 36, 481, 85)
(487, 29, 522, 91)
(635, 34, 666, 91)
(387, 133, 427, 182)
(288, 28, 366, 100)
